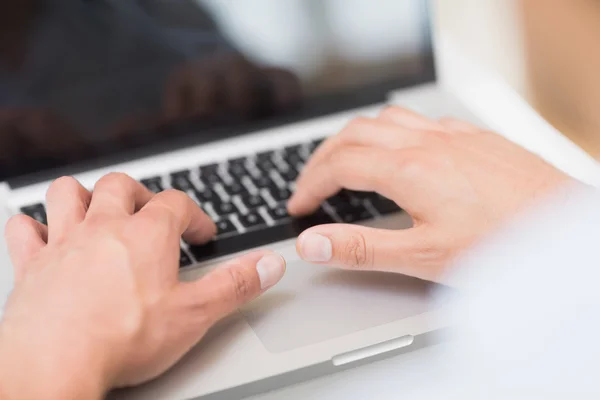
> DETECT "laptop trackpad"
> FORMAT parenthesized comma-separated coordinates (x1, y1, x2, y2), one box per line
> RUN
(240, 257, 441, 353)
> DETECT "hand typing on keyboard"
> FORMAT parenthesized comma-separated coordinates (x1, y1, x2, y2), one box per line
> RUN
(0, 173, 285, 399)
(288, 106, 574, 284)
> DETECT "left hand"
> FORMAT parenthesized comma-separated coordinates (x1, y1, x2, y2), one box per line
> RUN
(287, 107, 573, 283)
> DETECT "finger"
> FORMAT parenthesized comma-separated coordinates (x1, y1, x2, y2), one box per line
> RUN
(290, 145, 429, 217)
(298, 117, 438, 192)
(135, 189, 216, 244)
(378, 106, 446, 131)
(297, 224, 443, 281)
(45, 176, 91, 243)
(87, 173, 154, 218)
(438, 117, 481, 134)
(174, 251, 285, 325)
(4, 215, 48, 279)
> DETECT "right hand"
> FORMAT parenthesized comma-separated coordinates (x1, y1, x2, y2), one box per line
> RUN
(287, 107, 574, 283)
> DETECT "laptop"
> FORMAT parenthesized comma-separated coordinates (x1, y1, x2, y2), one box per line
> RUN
(0, 0, 482, 398)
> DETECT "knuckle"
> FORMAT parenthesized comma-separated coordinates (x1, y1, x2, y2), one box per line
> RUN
(94, 172, 137, 197)
(344, 117, 374, 136)
(379, 106, 403, 119)
(341, 233, 370, 269)
(5, 214, 35, 236)
(225, 267, 254, 302)
(47, 176, 80, 196)
(393, 149, 429, 177)
(161, 188, 189, 202)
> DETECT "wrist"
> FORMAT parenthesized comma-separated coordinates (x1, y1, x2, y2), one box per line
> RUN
(0, 321, 108, 400)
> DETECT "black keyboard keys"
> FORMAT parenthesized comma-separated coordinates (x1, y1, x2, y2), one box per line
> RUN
(266, 205, 290, 222)
(252, 175, 274, 189)
(170, 170, 195, 192)
(188, 210, 335, 264)
(180, 248, 193, 268)
(279, 168, 299, 182)
(194, 188, 219, 204)
(256, 150, 274, 161)
(227, 159, 248, 179)
(269, 187, 292, 202)
(199, 164, 223, 186)
(370, 196, 401, 215)
(335, 204, 375, 223)
(239, 212, 267, 230)
(216, 218, 237, 237)
(213, 202, 239, 216)
(240, 193, 267, 210)
(326, 190, 355, 208)
(256, 158, 276, 174)
(140, 177, 164, 193)
(20, 203, 47, 225)
(222, 181, 245, 196)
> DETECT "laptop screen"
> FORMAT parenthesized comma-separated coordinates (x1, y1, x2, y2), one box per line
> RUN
(0, 0, 434, 185)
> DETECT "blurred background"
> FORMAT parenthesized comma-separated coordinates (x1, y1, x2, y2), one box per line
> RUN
(436, 0, 600, 158)
(200, 0, 600, 157)
(199, 0, 428, 93)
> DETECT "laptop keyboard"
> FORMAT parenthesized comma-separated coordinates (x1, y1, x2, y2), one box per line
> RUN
(19, 138, 401, 268)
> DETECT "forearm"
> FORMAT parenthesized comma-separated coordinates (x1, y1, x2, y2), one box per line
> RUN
(0, 321, 107, 400)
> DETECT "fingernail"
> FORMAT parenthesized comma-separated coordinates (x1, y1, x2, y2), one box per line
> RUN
(256, 253, 286, 290)
(299, 233, 332, 263)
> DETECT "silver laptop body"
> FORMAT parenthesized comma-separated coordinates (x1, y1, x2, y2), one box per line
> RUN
(0, 1, 483, 398)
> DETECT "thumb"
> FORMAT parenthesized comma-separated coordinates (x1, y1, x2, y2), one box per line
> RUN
(176, 251, 286, 324)
(296, 224, 433, 279)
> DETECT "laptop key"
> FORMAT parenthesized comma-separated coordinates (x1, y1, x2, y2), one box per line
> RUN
(283, 153, 304, 170)
(239, 212, 267, 229)
(189, 211, 335, 264)
(335, 204, 375, 223)
(213, 202, 240, 216)
(266, 205, 290, 222)
(140, 177, 164, 193)
(223, 181, 246, 196)
(326, 190, 355, 208)
(256, 159, 277, 174)
(180, 248, 193, 268)
(252, 175, 274, 189)
(256, 150, 275, 162)
(279, 168, 299, 182)
(240, 193, 267, 210)
(199, 172, 223, 187)
(228, 163, 248, 179)
(216, 218, 237, 236)
(20, 203, 47, 225)
(170, 170, 194, 192)
(200, 163, 219, 173)
(269, 187, 292, 202)
(194, 188, 219, 204)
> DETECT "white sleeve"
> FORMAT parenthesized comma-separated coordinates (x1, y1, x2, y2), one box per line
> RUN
(437, 183, 600, 399)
